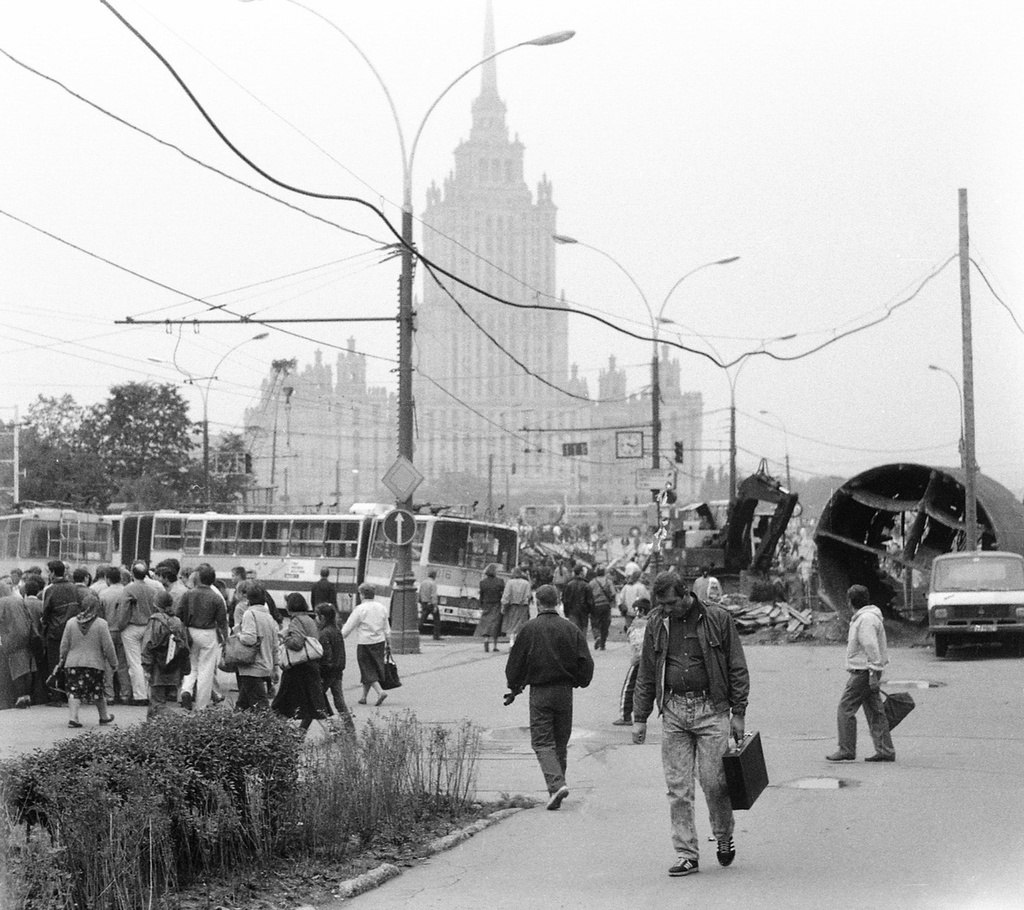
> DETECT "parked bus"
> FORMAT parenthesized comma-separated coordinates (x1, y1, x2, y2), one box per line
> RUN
(362, 512, 519, 630)
(116, 511, 371, 614)
(0, 507, 114, 574)
(115, 508, 519, 629)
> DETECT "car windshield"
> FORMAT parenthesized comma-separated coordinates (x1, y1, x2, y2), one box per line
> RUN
(932, 556, 1024, 592)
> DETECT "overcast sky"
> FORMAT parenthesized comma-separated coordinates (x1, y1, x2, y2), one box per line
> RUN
(2, 0, 1022, 497)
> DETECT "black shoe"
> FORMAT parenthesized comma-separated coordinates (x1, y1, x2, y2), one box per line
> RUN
(826, 751, 855, 762)
(716, 837, 735, 866)
(668, 858, 699, 877)
(864, 754, 895, 762)
(546, 785, 569, 810)
(99, 714, 115, 726)
(180, 691, 193, 711)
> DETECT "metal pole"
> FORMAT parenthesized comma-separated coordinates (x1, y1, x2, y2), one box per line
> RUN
(651, 342, 661, 469)
(958, 188, 978, 550)
(728, 387, 737, 501)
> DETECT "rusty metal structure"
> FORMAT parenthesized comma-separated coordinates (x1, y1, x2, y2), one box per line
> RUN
(815, 463, 1024, 619)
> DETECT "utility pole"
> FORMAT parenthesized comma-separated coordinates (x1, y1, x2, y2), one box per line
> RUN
(487, 453, 494, 518)
(958, 189, 979, 550)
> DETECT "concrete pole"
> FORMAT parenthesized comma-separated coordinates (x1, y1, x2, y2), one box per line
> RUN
(958, 188, 979, 550)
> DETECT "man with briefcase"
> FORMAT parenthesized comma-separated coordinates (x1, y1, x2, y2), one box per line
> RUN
(633, 571, 750, 878)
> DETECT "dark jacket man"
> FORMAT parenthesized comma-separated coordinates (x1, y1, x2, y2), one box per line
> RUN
(561, 567, 595, 631)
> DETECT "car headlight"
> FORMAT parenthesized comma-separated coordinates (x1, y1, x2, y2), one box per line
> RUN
(932, 607, 948, 620)
(1015, 606, 1024, 619)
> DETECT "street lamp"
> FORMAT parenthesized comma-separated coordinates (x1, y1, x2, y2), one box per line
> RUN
(928, 364, 965, 461)
(927, 364, 977, 546)
(201, 333, 269, 508)
(258, 1, 572, 652)
(552, 234, 738, 470)
(758, 409, 791, 488)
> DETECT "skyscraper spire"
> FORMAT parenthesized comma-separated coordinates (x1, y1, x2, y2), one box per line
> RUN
(481, 0, 498, 99)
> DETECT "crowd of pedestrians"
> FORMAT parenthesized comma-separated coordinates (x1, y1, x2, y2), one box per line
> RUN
(0, 558, 360, 735)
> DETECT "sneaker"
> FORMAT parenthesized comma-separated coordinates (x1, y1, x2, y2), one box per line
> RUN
(612, 717, 633, 726)
(864, 754, 895, 762)
(825, 751, 855, 762)
(546, 785, 569, 811)
(716, 837, 736, 867)
(668, 857, 699, 877)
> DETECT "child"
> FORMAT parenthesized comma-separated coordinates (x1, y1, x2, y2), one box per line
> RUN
(613, 596, 651, 726)
(141, 591, 191, 719)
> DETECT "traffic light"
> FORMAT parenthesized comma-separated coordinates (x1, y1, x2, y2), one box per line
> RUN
(673, 441, 684, 463)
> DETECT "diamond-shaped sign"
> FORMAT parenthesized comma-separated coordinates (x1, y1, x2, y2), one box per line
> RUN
(382, 456, 424, 502)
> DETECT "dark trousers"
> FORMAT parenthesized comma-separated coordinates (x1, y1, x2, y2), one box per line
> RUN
(529, 684, 574, 794)
(619, 663, 639, 720)
(236, 675, 271, 711)
(420, 601, 442, 639)
(837, 669, 895, 758)
(322, 671, 356, 736)
(592, 606, 612, 649)
(569, 608, 592, 638)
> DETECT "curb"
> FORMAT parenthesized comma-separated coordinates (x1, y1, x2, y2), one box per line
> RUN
(328, 806, 527, 904)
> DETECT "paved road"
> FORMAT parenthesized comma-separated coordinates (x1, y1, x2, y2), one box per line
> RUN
(2, 634, 1022, 909)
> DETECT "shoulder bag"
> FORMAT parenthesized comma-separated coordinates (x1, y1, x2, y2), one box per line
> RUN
(219, 631, 260, 673)
(380, 642, 402, 690)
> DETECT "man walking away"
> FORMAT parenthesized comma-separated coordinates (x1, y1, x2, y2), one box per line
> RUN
(119, 562, 157, 706)
(633, 571, 749, 877)
(311, 567, 339, 614)
(827, 584, 895, 763)
(418, 570, 441, 640)
(504, 584, 594, 811)
(40, 560, 82, 702)
(178, 564, 229, 711)
(561, 565, 595, 635)
(588, 566, 617, 650)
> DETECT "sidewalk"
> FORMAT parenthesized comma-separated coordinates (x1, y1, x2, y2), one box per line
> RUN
(2, 637, 1022, 909)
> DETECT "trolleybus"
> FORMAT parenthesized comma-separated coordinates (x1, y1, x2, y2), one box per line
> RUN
(0, 507, 114, 574)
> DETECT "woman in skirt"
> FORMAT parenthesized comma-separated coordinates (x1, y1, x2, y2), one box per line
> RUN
(271, 593, 329, 734)
(342, 583, 392, 707)
(58, 592, 116, 728)
(477, 563, 505, 653)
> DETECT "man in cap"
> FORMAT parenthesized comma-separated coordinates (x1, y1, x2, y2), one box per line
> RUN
(504, 584, 594, 811)
(633, 571, 749, 878)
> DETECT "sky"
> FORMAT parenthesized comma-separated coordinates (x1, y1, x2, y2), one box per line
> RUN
(2, 0, 1022, 498)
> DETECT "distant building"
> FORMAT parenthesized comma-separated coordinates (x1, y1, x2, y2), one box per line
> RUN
(244, 9, 702, 514)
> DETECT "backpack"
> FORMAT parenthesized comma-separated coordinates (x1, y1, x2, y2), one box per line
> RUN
(152, 615, 191, 675)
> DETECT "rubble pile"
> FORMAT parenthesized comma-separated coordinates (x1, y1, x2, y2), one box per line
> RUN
(718, 593, 814, 634)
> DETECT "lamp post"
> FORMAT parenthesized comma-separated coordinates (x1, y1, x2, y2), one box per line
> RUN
(552, 234, 738, 469)
(258, 1, 573, 652)
(758, 409, 791, 488)
(928, 363, 976, 545)
(201, 333, 269, 508)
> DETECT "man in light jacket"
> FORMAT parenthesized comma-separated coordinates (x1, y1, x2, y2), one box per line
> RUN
(826, 584, 895, 763)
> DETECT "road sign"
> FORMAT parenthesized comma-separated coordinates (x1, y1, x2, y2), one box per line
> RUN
(381, 508, 417, 546)
(382, 456, 424, 502)
(635, 467, 677, 492)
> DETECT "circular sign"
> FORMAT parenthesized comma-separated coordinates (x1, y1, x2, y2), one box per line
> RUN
(381, 508, 417, 546)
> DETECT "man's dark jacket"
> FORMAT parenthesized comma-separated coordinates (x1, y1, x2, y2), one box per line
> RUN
(41, 578, 82, 641)
(560, 576, 595, 623)
(633, 601, 749, 722)
(505, 611, 594, 693)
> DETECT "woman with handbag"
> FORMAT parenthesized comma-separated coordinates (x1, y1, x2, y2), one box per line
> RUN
(342, 583, 392, 707)
(57, 591, 117, 728)
(271, 593, 329, 734)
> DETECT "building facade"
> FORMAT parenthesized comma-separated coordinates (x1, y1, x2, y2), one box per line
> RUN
(244, 12, 702, 515)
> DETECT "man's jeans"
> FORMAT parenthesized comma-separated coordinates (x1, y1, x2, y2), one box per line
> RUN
(529, 683, 574, 794)
(661, 692, 734, 860)
(121, 623, 149, 701)
(837, 669, 895, 758)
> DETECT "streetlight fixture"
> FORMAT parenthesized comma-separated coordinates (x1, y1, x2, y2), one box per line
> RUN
(552, 234, 739, 470)
(758, 409, 791, 488)
(256, 1, 573, 652)
(928, 364, 976, 546)
(201, 333, 269, 508)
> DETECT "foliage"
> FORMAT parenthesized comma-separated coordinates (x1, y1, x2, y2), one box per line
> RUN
(1, 711, 483, 910)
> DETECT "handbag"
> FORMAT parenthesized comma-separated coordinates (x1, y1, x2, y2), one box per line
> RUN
(46, 661, 68, 695)
(380, 642, 402, 690)
(278, 634, 324, 669)
(883, 691, 916, 730)
(218, 633, 260, 673)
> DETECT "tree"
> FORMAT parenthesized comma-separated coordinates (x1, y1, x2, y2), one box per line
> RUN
(82, 382, 199, 509)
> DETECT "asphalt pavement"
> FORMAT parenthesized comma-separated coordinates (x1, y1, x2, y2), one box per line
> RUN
(2, 632, 1022, 910)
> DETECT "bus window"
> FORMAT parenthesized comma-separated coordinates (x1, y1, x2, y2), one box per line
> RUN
(466, 528, 502, 570)
(289, 520, 325, 558)
(370, 520, 425, 563)
(204, 520, 238, 556)
(263, 520, 290, 557)
(20, 520, 59, 561)
(237, 520, 262, 557)
(325, 519, 361, 559)
(0, 518, 18, 560)
(183, 519, 203, 555)
(153, 517, 184, 551)
(429, 520, 469, 567)
(80, 520, 112, 562)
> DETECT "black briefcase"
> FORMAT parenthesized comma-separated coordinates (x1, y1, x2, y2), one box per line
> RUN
(722, 731, 769, 810)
